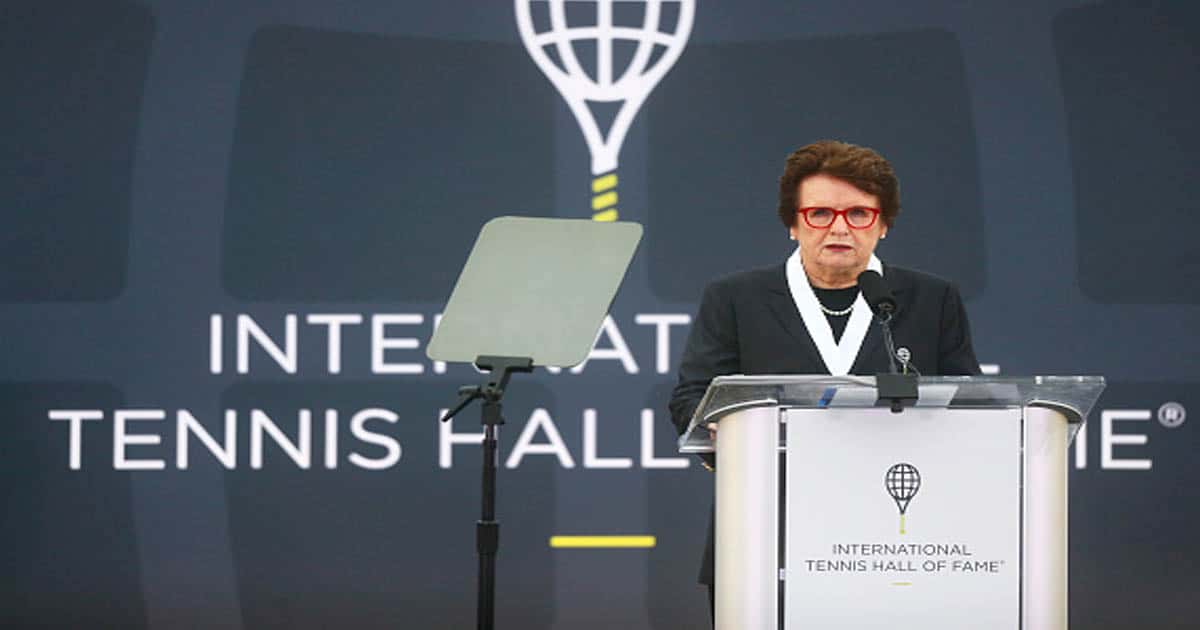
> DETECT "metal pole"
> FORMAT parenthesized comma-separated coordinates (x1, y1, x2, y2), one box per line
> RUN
(476, 399, 502, 630)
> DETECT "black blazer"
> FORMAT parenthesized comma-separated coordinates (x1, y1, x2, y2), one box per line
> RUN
(668, 262, 981, 584)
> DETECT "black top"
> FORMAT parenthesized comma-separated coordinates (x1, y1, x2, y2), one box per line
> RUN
(812, 285, 859, 342)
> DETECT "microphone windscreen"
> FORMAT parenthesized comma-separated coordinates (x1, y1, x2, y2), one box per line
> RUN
(857, 270, 897, 315)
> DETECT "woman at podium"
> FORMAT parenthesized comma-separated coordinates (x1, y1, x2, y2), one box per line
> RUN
(667, 139, 982, 622)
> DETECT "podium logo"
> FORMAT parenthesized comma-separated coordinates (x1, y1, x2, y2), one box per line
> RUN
(515, 0, 695, 221)
(885, 463, 921, 535)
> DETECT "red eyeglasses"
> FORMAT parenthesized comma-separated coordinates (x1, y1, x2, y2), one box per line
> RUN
(798, 206, 881, 229)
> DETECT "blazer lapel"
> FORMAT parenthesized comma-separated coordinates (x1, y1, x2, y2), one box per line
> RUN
(762, 263, 830, 372)
(852, 316, 886, 374)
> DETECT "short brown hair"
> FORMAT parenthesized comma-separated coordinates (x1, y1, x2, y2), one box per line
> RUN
(777, 140, 900, 228)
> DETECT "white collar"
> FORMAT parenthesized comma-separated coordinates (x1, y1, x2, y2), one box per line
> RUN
(784, 248, 883, 376)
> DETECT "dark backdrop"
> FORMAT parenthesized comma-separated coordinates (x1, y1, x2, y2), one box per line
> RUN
(2, 1, 1198, 628)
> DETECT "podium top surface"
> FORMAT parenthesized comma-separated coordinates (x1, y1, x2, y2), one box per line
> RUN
(678, 375, 1105, 453)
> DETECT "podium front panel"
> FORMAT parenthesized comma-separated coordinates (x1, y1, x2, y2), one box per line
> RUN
(783, 407, 1021, 630)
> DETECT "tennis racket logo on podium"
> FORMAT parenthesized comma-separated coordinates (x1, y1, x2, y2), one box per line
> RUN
(885, 463, 921, 535)
(515, 0, 695, 221)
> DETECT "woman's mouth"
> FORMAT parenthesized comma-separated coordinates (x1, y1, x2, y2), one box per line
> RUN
(824, 244, 853, 252)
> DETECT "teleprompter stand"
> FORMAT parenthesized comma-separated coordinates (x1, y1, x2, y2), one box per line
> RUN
(439, 356, 533, 630)
(425, 216, 643, 630)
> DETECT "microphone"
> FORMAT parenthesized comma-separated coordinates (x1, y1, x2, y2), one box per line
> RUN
(856, 270, 916, 412)
(856, 270, 896, 319)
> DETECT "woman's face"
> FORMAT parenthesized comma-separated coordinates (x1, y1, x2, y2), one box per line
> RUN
(789, 173, 888, 284)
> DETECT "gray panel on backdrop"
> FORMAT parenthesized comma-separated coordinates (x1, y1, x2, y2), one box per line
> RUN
(1054, 1, 1200, 304)
(646, 30, 984, 302)
(428, 216, 642, 367)
(1068, 381, 1200, 628)
(644, 383, 712, 630)
(0, 383, 142, 628)
(0, 0, 152, 302)
(223, 27, 556, 301)
(220, 381, 556, 630)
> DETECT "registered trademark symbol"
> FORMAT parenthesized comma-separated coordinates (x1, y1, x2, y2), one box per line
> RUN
(1157, 402, 1186, 428)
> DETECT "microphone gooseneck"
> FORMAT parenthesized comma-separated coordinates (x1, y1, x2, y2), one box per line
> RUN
(857, 270, 918, 413)
(857, 270, 899, 374)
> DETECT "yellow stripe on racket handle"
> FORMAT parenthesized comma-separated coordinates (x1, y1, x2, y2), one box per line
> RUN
(592, 172, 618, 221)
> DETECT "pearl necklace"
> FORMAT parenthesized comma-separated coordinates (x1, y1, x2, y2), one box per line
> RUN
(816, 291, 858, 317)
(817, 302, 854, 317)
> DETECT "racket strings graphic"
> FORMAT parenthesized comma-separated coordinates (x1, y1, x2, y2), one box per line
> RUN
(885, 463, 921, 535)
(516, 0, 695, 221)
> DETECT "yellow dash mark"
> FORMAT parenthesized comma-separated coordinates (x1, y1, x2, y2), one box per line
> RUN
(550, 536, 656, 548)
(591, 191, 618, 210)
(892, 582, 913, 586)
(592, 208, 619, 222)
(591, 173, 618, 193)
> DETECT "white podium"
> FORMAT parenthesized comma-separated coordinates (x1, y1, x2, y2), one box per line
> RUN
(678, 375, 1104, 630)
